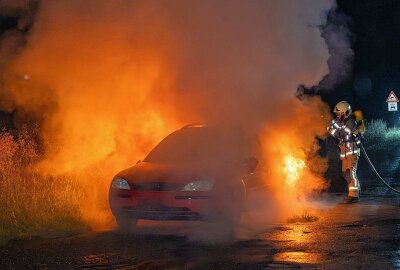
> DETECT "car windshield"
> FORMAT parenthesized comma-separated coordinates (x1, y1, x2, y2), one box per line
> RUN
(144, 126, 259, 166)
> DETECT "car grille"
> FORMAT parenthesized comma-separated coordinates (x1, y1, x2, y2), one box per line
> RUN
(132, 182, 182, 191)
(122, 204, 200, 220)
(123, 205, 190, 212)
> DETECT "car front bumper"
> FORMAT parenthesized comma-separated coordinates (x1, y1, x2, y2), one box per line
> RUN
(109, 189, 222, 221)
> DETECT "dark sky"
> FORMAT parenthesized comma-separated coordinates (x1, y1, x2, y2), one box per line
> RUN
(339, 0, 400, 71)
(332, 0, 400, 123)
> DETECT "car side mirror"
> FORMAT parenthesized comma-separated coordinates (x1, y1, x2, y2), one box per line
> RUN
(244, 157, 259, 174)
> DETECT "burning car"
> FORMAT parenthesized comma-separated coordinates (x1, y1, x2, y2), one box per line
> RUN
(109, 124, 262, 230)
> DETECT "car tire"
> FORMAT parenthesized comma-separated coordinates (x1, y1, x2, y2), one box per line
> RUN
(210, 213, 238, 240)
(216, 184, 245, 237)
(116, 216, 138, 232)
(226, 208, 241, 227)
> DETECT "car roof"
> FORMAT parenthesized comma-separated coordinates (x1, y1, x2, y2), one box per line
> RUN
(144, 124, 262, 165)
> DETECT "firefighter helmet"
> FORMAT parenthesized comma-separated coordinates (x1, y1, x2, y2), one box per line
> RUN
(333, 101, 352, 117)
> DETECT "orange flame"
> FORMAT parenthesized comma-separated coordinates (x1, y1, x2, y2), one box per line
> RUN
(283, 154, 306, 186)
(0, 1, 335, 229)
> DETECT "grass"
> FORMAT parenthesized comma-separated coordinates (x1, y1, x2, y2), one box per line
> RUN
(0, 129, 86, 244)
(287, 211, 319, 223)
(363, 119, 400, 151)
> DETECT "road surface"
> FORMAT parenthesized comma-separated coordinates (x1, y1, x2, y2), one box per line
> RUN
(0, 189, 399, 270)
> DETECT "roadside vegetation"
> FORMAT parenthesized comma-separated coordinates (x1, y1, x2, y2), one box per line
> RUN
(0, 128, 85, 244)
(1, 118, 395, 244)
(363, 119, 400, 151)
(287, 211, 319, 223)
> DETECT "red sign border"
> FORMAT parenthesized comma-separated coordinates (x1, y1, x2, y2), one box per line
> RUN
(386, 90, 399, 103)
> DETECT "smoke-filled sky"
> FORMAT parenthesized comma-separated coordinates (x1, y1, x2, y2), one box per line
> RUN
(0, 0, 343, 172)
(0, 0, 360, 227)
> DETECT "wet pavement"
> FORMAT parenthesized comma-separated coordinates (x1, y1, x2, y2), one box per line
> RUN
(0, 190, 399, 269)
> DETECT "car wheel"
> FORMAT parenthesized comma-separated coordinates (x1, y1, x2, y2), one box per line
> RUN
(116, 216, 138, 232)
(229, 181, 245, 224)
(226, 208, 241, 227)
(210, 213, 238, 240)
(218, 185, 245, 236)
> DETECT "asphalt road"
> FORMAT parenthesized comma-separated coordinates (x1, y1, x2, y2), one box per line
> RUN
(0, 190, 399, 270)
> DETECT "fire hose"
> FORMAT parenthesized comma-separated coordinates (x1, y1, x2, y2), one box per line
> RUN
(359, 141, 400, 194)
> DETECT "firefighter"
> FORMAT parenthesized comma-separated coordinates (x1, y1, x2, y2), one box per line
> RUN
(327, 101, 365, 203)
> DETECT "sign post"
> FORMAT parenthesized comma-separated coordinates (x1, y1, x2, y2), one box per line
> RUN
(386, 90, 399, 126)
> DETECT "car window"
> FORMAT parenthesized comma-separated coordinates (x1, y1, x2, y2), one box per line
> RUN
(144, 126, 261, 166)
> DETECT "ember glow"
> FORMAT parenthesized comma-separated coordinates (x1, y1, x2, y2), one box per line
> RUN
(283, 155, 306, 186)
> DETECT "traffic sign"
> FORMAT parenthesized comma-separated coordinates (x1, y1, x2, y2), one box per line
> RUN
(388, 102, 398, 111)
(386, 91, 399, 103)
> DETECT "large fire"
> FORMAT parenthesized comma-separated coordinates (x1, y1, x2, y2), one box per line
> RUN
(0, 0, 336, 231)
(283, 154, 306, 186)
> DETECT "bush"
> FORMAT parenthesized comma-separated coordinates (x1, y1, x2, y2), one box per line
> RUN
(364, 119, 387, 145)
(364, 119, 400, 151)
(385, 126, 400, 142)
(0, 129, 85, 244)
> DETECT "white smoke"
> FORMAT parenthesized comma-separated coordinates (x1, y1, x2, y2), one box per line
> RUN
(0, 0, 355, 232)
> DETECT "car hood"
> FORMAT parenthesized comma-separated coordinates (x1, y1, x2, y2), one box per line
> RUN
(115, 162, 221, 184)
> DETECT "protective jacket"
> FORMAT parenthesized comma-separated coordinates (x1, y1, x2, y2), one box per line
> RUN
(327, 116, 361, 198)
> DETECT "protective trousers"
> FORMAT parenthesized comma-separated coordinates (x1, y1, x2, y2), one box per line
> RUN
(340, 145, 361, 198)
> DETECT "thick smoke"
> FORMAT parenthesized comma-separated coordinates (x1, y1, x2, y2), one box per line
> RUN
(318, 8, 354, 91)
(0, 0, 348, 228)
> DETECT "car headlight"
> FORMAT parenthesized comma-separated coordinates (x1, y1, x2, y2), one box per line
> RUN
(181, 180, 214, 191)
(111, 177, 131, 190)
